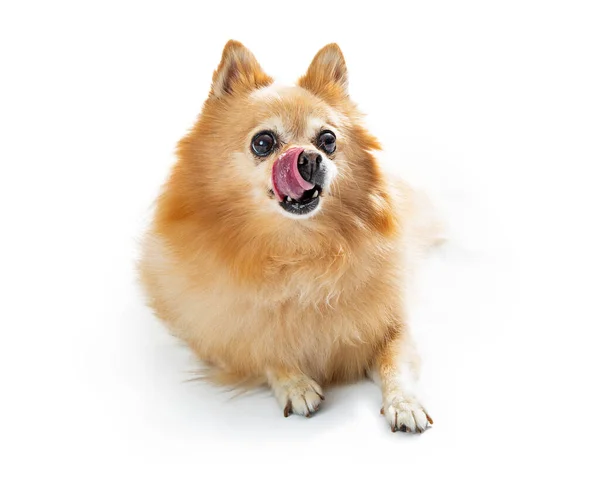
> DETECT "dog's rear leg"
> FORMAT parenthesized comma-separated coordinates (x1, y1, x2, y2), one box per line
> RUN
(267, 369, 324, 418)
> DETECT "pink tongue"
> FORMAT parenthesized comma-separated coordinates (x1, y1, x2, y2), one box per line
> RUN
(272, 147, 314, 202)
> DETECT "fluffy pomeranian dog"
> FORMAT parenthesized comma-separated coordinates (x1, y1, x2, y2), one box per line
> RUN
(140, 40, 441, 433)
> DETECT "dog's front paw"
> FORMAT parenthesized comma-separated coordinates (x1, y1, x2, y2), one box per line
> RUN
(269, 373, 324, 418)
(381, 393, 433, 433)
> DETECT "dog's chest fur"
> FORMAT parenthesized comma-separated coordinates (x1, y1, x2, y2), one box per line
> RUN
(141, 232, 403, 384)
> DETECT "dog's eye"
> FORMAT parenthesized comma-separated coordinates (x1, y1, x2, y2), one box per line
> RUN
(317, 130, 336, 155)
(251, 131, 276, 157)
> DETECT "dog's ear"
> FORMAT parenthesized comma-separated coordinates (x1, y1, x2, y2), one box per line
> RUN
(210, 40, 272, 98)
(298, 43, 348, 100)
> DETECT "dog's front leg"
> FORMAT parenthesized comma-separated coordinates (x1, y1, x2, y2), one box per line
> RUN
(371, 333, 433, 433)
(267, 369, 324, 418)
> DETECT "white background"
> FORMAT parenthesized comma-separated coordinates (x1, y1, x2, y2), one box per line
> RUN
(1, 1, 599, 477)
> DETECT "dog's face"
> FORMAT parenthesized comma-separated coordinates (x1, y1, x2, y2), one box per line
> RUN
(240, 86, 340, 219)
(174, 41, 395, 239)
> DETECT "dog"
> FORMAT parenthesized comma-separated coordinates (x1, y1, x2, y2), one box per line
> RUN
(139, 40, 441, 433)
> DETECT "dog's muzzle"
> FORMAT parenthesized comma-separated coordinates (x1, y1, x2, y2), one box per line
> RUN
(272, 147, 326, 216)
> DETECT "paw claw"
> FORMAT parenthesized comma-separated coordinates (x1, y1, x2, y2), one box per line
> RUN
(283, 400, 292, 417)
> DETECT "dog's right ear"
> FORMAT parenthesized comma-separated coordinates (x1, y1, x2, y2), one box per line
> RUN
(210, 40, 272, 98)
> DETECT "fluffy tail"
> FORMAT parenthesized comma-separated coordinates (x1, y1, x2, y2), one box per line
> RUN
(395, 178, 447, 255)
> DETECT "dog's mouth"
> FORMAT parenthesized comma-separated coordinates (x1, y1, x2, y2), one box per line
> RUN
(279, 185, 322, 214)
(271, 147, 325, 216)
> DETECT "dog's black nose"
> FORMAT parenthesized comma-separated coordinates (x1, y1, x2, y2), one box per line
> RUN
(297, 150, 323, 184)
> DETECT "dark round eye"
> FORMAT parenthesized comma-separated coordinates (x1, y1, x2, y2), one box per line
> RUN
(317, 130, 336, 154)
(251, 131, 276, 157)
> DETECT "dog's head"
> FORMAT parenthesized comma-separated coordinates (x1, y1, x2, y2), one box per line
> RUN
(170, 40, 395, 240)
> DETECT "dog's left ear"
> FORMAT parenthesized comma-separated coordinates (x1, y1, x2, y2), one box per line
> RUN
(298, 43, 348, 100)
(210, 40, 272, 98)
